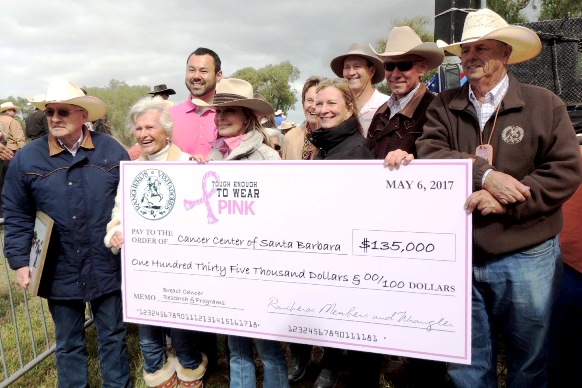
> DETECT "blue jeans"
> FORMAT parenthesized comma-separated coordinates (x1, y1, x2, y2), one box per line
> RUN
(138, 324, 203, 373)
(48, 290, 131, 388)
(228, 336, 289, 388)
(548, 263, 582, 387)
(448, 236, 562, 388)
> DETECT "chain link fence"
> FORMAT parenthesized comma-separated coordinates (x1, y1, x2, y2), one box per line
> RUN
(511, 18, 582, 106)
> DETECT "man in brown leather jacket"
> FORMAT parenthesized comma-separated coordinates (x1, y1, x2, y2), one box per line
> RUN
(368, 27, 443, 161)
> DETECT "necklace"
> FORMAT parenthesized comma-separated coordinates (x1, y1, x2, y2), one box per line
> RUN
(475, 102, 502, 165)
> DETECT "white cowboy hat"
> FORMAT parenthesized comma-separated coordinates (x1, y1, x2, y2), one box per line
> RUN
(371, 26, 444, 70)
(274, 109, 283, 116)
(194, 78, 274, 116)
(330, 43, 385, 84)
(27, 94, 46, 103)
(441, 9, 541, 64)
(32, 80, 107, 121)
(0, 102, 19, 113)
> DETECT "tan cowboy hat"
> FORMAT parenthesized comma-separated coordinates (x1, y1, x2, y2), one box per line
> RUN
(278, 120, 296, 132)
(330, 43, 385, 84)
(0, 102, 19, 113)
(194, 78, 274, 116)
(148, 84, 176, 95)
(441, 9, 541, 64)
(371, 26, 444, 70)
(32, 80, 107, 121)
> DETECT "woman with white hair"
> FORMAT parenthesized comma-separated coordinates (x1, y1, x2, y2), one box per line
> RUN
(105, 96, 207, 388)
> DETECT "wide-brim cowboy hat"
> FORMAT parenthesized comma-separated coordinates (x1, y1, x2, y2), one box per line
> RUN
(371, 26, 444, 70)
(441, 9, 541, 64)
(330, 43, 385, 84)
(0, 102, 19, 113)
(32, 80, 107, 121)
(193, 78, 274, 116)
(278, 120, 296, 131)
(148, 84, 176, 95)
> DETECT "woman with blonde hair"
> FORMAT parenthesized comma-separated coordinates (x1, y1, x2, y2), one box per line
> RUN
(309, 78, 374, 160)
(309, 79, 378, 388)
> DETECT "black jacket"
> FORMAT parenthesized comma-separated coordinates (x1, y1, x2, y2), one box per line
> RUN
(309, 117, 374, 160)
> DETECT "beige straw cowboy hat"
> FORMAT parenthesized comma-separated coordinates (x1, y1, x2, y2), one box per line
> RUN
(0, 102, 19, 113)
(330, 43, 385, 84)
(440, 8, 541, 64)
(371, 26, 444, 70)
(278, 120, 296, 132)
(31, 80, 107, 121)
(193, 78, 274, 116)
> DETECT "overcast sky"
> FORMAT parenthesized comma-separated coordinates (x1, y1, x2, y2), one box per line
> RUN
(0, 0, 435, 124)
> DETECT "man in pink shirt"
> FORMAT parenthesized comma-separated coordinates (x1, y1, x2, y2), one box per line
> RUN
(170, 47, 223, 156)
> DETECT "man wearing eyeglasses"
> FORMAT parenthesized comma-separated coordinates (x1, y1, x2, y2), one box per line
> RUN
(2, 80, 132, 387)
(367, 26, 444, 163)
(330, 43, 388, 138)
(367, 27, 448, 388)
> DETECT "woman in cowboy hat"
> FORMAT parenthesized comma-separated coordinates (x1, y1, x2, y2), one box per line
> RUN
(106, 96, 207, 388)
(192, 78, 287, 388)
(193, 78, 280, 164)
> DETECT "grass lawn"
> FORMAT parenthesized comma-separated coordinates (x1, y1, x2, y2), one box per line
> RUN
(2, 254, 507, 387)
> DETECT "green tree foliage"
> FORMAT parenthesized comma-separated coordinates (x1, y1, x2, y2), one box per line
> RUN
(488, 0, 529, 24)
(87, 80, 150, 147)
(374, 16, 436, 95)
(230, 61, 300, 113)
(487, 0, 581, 22)
(539, 0, 582, 20)
(376, 16, 434, 53)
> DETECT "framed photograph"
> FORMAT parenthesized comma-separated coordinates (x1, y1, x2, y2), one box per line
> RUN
(28, 211, 54, 296)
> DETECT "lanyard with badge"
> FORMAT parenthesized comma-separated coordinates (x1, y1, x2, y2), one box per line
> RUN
(476, 103, 502, 165)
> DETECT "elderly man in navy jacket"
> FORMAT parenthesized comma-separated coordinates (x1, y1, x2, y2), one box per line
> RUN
(2, 80, 131, 387)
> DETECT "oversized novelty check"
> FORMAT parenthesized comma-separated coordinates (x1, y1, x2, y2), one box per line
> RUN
(120, 160, 472, 364)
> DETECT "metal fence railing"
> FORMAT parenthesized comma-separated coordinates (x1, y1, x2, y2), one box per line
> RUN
(0, 227, 94, 387)
(0, 226, 56, 387)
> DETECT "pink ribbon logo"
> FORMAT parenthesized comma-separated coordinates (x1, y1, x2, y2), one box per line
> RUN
(184, 171, 220, 224)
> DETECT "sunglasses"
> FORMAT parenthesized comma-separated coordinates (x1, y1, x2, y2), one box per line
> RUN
(383, 61, 419, 72)
(45, 108, 84, 117)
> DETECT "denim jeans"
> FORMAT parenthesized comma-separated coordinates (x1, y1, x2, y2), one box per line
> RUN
(48, 290, 131, 388)
(228, 336, 289, 388)
(548, 263, 582, 387)
(138, 324, 202, 373)
(448, 236, 562, 388)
